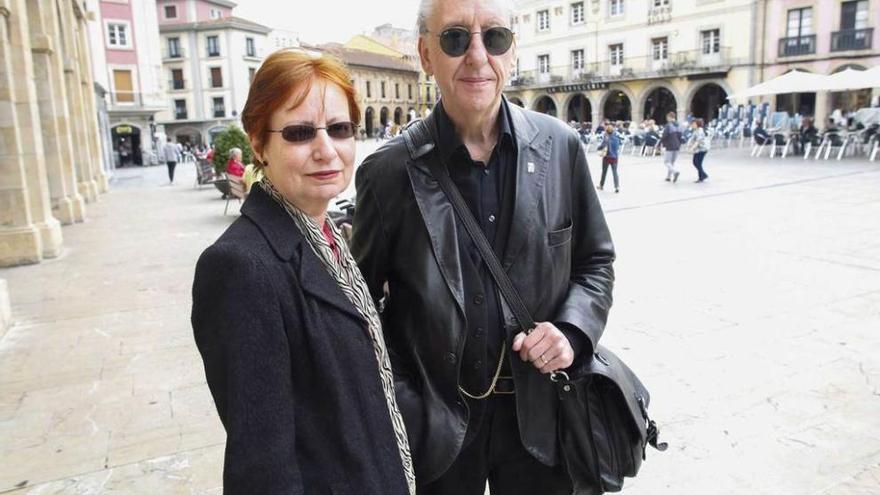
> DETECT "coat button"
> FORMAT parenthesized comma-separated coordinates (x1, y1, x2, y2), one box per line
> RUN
(445, 352, 457, 364)
(473, 360, 483, 370)
(473, 294, 484, 305)
(474, 327, 485, 338)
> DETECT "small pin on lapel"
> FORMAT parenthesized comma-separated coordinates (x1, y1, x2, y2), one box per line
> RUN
(527, 162, 535, 173)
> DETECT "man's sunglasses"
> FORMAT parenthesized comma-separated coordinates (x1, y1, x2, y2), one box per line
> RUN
(268, 122, 357, 143)
(436, 26, 514, 57)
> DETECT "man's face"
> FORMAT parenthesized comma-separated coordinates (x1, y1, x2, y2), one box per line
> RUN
(418, 0, 515, 117)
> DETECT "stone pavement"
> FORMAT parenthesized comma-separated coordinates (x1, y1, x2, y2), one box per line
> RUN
(1, 142, 878, 494)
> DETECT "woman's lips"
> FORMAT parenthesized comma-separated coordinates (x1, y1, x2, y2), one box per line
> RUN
(308, 170, 340, 180)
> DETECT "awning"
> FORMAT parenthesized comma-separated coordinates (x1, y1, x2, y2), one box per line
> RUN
(728, 66, 880, 101)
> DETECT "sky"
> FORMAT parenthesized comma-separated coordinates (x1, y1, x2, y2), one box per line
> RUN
(234, 0, 421, 44)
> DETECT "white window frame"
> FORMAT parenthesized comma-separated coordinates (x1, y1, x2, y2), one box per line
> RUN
(701, 28, 721, 54)
(206, 35, 220, 57)
(571, 49, 585, 70)
(538, 54, 551, 74)
(571, 2, 585, 24)
(652, 37, 669, 61)
(653, 0, 669, 7)
(537, 10, 550, 31)
(609, 43, 624, 66)
(246, 37, 256, 57)
(167, 37, 181, 57)
(610, 0, 625, 17)
(105, 21, 132, 49)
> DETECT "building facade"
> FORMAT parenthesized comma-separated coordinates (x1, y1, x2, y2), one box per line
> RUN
(155, 0, 270, 146)
(506, 0, 760, 124)
(318, 44, 421, 137)
(758, 0, 879, 119)
(1, 0, 107, 267)
(89, 0, 167, 167)
(347, 28, 440, 118)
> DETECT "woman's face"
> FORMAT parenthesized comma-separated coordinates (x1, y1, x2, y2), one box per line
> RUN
(256, 80, 355, 218)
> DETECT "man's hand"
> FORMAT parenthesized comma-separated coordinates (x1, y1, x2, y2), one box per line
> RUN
(511, 322, 575, 374)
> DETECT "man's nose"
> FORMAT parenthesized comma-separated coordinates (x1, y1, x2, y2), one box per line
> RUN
(463, 32, 489, 65)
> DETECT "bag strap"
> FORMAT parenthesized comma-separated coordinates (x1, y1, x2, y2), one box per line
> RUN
(403, 118, 535, 334)
(432, 162, 536, 334)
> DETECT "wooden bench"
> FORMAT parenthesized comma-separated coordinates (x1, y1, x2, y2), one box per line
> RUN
(224, 174, 247, 215)
(195, 160, 217, 188)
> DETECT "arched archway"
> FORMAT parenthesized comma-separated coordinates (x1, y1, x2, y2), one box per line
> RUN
(603, 91, 632, 122)
(380, 107, 390, 126)
(690, 83, 728, 121)
(111, 123, 143, 166)
(364, 107, 375, 137)
(830, 64, 872, 113)
(566, 94, 592, 123)
(507, 96, 525, 107)
(533, 95, 557, 117)
(394, 107, 403, 125)
(643, 87, 677, 124)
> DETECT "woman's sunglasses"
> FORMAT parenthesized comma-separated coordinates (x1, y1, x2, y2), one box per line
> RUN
(436, 26, 514, 57)
(268, 122, 357, 143)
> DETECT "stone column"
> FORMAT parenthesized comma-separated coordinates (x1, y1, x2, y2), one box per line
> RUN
(75, 9, 109, 193)
(57, 0, 97, 202)
(26, 0, 85, 224)
(3, 0, 63, 259)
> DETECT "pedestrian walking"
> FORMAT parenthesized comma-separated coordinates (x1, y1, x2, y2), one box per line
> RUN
(660, 111, 682, 183)
(597, 124, 621, 192)
(687, 118, 710, 182)
(162, 137, 181, 184)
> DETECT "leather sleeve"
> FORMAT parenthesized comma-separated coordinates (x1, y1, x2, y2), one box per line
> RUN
(553, 132, 616, 357)
(350, 157, 392, 305)
(191, 245, 303, 494)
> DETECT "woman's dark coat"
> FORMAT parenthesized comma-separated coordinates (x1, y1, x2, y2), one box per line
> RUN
(191, 184, 409, 495)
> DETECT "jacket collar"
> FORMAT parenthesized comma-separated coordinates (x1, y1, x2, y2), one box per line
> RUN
(241, 184, 365, 323)
(240, 183, 302, 261)
(405, 97, 552, 319)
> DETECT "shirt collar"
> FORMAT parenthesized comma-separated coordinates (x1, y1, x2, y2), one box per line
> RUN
(434, 98, 515, 162)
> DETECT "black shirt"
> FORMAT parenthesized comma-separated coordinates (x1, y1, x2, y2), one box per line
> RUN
(434, 100, 516, 400)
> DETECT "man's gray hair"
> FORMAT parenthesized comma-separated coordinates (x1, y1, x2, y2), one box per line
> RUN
(416, 0, 516, 36)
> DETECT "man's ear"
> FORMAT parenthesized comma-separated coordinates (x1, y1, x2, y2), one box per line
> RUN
(418, 36, 433, 76)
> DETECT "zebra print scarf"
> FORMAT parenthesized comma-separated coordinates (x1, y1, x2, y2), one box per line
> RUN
(260, 178, 416, 494)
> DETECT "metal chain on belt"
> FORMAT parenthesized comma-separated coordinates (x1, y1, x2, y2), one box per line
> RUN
(458, 349, 507, 400)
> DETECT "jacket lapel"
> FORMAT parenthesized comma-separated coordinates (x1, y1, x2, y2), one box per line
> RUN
(504, 103, 552, 269)
(242, 185, 365, 324)
(406, 114, 467, 318)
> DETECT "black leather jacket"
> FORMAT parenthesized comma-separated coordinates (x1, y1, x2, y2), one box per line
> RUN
(351, 101, 616, 483)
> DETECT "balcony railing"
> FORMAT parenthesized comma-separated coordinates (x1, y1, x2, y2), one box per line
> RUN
(831, 28, 873, 51)
(174, 110, 188, 120)
(163, 49, 184, 59)
(168, 79, 187, 90)
(647, 4, 672, 24)
(508, 48, 734, 89)
(778, 34, 816, 57)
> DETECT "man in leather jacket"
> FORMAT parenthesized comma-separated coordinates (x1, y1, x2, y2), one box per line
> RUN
(351, 0, 616, 493)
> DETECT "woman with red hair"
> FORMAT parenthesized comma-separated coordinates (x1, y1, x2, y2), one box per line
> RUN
(191, 49, 415, 495)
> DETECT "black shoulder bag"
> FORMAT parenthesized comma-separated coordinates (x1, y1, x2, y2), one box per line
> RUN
(403, 119, 666, 494)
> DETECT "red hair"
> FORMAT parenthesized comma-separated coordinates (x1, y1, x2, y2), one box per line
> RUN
(241, 49, 360, 159)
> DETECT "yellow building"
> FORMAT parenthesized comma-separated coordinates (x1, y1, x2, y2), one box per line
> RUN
(316, 43, 421, 137)
(345, 27, 439, 117)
